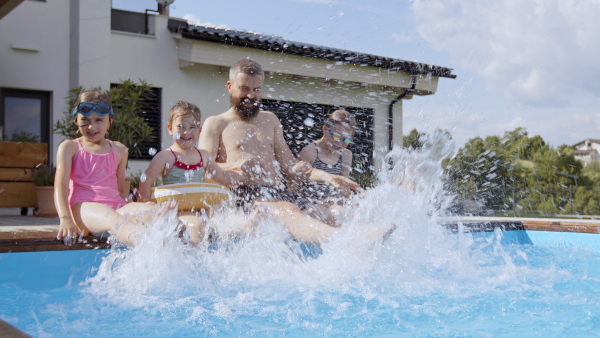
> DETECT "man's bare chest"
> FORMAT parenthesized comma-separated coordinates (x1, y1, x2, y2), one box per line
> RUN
(222, 123, 274, 153)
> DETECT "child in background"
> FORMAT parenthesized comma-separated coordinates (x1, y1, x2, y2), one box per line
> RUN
(295, 110, 357, 226)
(55, 90, 170, 246)
(138, 101, 251, 244)
(298, 110, 356, 177)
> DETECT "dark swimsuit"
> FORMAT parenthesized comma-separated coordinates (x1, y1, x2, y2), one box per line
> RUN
(298, 144, 343, 202)
(231, 185, 309, 212)
(311, 145, 343, 175)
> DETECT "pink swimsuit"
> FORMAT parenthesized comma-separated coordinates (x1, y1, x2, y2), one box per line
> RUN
(68, 139, 127, 209)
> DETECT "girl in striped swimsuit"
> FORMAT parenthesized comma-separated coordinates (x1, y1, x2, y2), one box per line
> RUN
(296, 110, 356, 226)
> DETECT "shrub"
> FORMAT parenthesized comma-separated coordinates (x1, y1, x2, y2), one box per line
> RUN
(31, 163, 55, 186)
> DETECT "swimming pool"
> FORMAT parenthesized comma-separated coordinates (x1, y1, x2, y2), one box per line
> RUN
(1, 225, 599, 337)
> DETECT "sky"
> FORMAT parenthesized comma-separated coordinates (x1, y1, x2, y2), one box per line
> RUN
(113, 0, 600, 148)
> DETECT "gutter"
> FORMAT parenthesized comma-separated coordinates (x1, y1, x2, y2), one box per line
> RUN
(388, 73, 417, 151)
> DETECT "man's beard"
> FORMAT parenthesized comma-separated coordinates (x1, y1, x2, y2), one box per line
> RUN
(231, 95, 261, 121)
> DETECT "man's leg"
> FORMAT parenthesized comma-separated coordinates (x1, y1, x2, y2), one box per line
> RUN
(255, 201, 338, 244)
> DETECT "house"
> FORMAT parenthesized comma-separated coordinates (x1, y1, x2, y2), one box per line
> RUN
(573, 139, 600, 166)
(0, 0, 455, 176)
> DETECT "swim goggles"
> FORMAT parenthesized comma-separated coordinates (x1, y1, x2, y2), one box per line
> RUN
(329, 130, 352, 145)
(71, 102, 114, 116)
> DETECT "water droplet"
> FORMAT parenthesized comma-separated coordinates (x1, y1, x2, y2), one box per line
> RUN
(148, 148, 157, 156)
(140, 173, 147, 183)
(185, 170, 192, 182)
(303, 117, 315, 127)
(174, 132, 181, 140)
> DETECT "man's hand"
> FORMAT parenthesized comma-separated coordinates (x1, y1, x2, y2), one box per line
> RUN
(240, 157, 263, 177)
(291, 161, 313, 179)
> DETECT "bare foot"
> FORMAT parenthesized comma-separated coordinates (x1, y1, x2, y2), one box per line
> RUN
(156, 200, 178, 216)
(243, 203, 270, 235)
(362, 222, 397, 245)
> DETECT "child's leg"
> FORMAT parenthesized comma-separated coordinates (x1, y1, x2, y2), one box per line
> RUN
(178, 212, 206, 246)
(115, 202, 184, 244)
(72, 202, 124, 234)
(73, 202, 169, 245)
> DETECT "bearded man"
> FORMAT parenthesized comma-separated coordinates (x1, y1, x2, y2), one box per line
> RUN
(199, 58, 361, 244)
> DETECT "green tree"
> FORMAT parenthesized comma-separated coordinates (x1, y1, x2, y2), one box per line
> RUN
(442, 127, 598, 216)
(403, 128, 426, 150)
(443, 135, 519, 212)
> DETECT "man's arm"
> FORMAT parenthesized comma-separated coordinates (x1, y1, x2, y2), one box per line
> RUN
(198, 116, 222, 160)
(271, 112, 300, 175)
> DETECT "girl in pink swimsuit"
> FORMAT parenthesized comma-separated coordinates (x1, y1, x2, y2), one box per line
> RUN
(54, 90, 169, 246)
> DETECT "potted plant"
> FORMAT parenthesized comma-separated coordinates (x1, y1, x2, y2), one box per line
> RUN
(31, 163, 57, 217)
(125, 170, 144, 202)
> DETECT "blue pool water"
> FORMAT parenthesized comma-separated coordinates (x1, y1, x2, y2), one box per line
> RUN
(2, 147, 599, 337)
(1, 227, 600, 337)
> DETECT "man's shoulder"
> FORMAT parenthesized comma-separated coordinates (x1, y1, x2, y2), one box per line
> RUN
(256, 110, 280, 124)
(259, 110, 277, 118)
(203, 113, 229, 129)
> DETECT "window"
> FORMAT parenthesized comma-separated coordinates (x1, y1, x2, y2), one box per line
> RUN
(111, 8, 154, 35)
(261, 99, 374, 174)
(0, 89, 51, 143)
(109, 84, 162, 160)
(135, 87, 162, 160)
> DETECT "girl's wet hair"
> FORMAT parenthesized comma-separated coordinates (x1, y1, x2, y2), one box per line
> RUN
(169, 101, 201, 125)
(327, 110, 356, 130)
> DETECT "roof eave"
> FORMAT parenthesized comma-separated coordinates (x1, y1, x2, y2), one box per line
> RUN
(168, 19, 456, 79)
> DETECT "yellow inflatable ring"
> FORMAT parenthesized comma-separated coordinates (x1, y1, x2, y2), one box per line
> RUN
(150, 183, 231, 211)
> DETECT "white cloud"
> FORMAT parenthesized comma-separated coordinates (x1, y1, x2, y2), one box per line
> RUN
(392, 32, 412, 43)
(410, 0, 600, 107)
(182, 14, 229, 29)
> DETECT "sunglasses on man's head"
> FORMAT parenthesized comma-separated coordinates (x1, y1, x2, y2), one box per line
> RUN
(71, 102, 114, 116)
(328, 130, 352, 145)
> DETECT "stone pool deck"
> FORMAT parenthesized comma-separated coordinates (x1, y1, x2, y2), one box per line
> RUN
(0, 215, 599, 253)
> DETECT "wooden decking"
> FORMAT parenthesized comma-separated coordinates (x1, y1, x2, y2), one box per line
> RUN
(448, 216, 600, 234)
(0, 216, 110, 253)
(0, 215, 599, 253)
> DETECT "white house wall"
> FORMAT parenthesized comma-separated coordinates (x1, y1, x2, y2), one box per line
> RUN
(2, 0, 441, 175)
(0, 0, 71, 159)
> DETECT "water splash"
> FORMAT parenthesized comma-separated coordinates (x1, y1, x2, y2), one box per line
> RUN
(82, 134, 591, 335)
(303, 117, 315, 127)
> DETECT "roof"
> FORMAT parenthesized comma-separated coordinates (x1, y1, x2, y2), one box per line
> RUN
(573, 139, 600, 147)
(167, 19, 457, 79)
